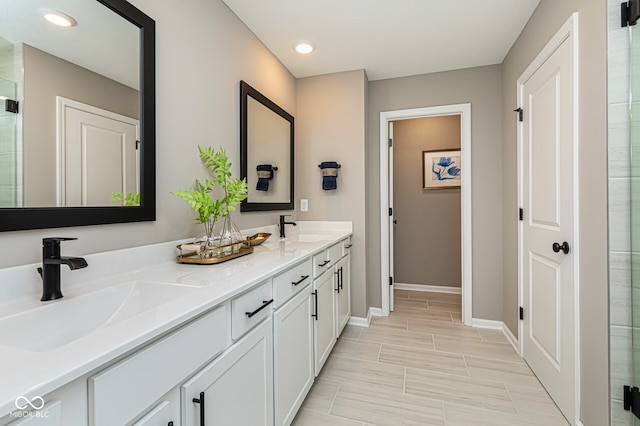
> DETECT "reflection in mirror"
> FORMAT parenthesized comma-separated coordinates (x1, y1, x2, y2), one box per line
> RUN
(0, 0, 139, 208)
(240, 81, 294, 212)
(0, 0, 155, 231)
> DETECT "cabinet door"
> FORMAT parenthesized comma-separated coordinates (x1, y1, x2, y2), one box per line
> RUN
(181, 318, 273, 426)
(131, 388, 180, 426)
(335, 254, 351, 337)
(273, 285, 314, 426)
(313, 270, 336, 376)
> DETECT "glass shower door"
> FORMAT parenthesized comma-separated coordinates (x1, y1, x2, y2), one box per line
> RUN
(0, 76, 18, 207)
(630, 19, 640, 425)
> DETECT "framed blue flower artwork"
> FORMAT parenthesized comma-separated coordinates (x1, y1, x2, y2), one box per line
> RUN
(423, 149, 461, 189)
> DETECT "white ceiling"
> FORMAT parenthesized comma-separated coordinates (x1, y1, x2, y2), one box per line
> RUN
(0, 0, 139, 89)
(222, 0, 541, 81)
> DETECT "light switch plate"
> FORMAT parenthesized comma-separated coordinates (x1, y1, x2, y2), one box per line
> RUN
(301, 199, 308, 212)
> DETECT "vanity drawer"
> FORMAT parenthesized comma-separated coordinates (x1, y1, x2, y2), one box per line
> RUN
(342, 237, 353, 257)
(314, 242, 344, 277)
(273, 259, 312, 308)
(88, 305, 228, 426)
(231, 280, 273, 340)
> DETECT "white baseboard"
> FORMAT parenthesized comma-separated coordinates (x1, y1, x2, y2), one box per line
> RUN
(348, 307, 381, 327)
(501, 323, 519, 354)
(394, 282, 461, 294)
(370, 307, 383, 317)
(471, 318, 503, 329)
(471, 318, 521, 355)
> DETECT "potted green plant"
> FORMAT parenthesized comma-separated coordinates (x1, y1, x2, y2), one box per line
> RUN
(174, 146, 248, 258)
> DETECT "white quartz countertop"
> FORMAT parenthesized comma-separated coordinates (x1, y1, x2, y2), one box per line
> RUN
(0, 224, 351, 417)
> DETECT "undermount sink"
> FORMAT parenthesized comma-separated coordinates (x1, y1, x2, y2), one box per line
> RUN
(295, 234, 328, 243)
(0, 281, 197, 352)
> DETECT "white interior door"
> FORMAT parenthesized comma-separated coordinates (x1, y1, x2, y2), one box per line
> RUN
(57, 97, 139, 207)
(388, 121, 395, 312)
(519, 18, 577, 424)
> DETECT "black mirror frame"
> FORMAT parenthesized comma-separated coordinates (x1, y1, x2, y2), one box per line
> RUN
(240, 80, 294, 212)
(0, 0, 156, 232)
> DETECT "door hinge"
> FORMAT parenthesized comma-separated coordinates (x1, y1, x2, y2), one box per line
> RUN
(388, 138, 393, 147)
(519, 306, 524, 320)
(136, 140, 140, 150)
(514, 108, 523, 122)
(624, 385, 640, 419)
(4, 99, 18, 114)
(519, 208, 524, 221)
(389, 207, 393, 216)
(389, 277, 393, 286)
(622, 1, 640, 27)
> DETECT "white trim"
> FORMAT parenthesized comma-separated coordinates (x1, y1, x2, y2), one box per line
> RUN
(369, 307, 383, 317)
(380, 104, 472, 325)
(502, 323, 519, 354)
(394, 282, 461, 294)
(516, 13, 579, 425)
(347, 316, 370, 328)
(56, 96, 140, 207)
(471, 318, 503, 330)
(348, 307, 382, 327)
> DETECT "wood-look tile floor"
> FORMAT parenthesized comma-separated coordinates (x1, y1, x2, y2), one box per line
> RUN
(292, 290, 569, 426)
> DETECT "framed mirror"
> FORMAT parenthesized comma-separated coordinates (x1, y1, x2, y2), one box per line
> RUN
(240, 81, 294, 212)
(0, 0, 155, 231)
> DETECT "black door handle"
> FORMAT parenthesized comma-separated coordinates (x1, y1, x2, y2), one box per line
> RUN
(312, 290, 318, 320)
(393, 220, 397, 224)
(246, 299, 274, 318)
(334, 270, 340, 293)
(292, 275, 310, 286)
(552, 241, 570, 254)
(192, 391, 205, 426)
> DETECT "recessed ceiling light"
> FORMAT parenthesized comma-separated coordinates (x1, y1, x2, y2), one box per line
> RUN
(41, 9, 77, 27)
(293, 41, 315, 55)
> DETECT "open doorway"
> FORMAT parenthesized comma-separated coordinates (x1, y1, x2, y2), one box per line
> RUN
(379, 104, 472, 325)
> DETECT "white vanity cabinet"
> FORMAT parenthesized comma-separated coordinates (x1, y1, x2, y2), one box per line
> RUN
(335, 253, 351, 337)
(272, 259, 314, 426)
(312, 268, 337, 376)
(88, 305, 229, 426)
(181, 318, 273, 426)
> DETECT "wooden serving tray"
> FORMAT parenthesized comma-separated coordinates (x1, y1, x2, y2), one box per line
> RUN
(177, 246, 254, 265)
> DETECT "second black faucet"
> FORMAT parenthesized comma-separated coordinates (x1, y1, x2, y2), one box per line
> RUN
(279, 215, 296, 238)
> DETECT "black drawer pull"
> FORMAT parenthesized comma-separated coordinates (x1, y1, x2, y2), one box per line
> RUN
(292, 275, 310, 286)
(319, 260, 330, 267)
(345, 244, 353, 249)
(312, 290, 318, 320)
(192, 391, 205, 426)
(246, 299, 274, 318)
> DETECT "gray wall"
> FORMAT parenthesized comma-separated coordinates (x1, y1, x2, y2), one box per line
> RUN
(22, 44, 140, 207)
(0, 0, 296, 268)
(501, 1, 609, 424)
(296, 70, 368, 318)
(367, 64, 503, 320)
(393, 116, 461, 288)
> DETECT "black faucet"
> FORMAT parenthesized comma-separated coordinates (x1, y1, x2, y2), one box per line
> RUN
(279, 215, 297, 238)
(37, 238, 88, 301)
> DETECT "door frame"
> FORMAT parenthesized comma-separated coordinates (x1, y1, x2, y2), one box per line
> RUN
(56, 96, 140, 206)
(516, 12, 579, 424)
(379, 104, 472, 325)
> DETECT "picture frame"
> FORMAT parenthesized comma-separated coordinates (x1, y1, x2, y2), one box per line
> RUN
(423, 149, 461, 189)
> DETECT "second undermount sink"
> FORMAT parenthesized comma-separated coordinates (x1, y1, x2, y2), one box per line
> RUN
(0, 281, 197, 352)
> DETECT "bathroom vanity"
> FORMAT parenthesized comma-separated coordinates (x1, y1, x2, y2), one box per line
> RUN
(0, 222, 352, 426)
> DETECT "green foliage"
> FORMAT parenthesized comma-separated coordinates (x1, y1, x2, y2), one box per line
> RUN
(173, 146, 248, 236)
(111, 192, 140, 206)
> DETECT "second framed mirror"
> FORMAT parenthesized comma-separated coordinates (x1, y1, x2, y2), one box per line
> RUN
(240, 80, 294, 212)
